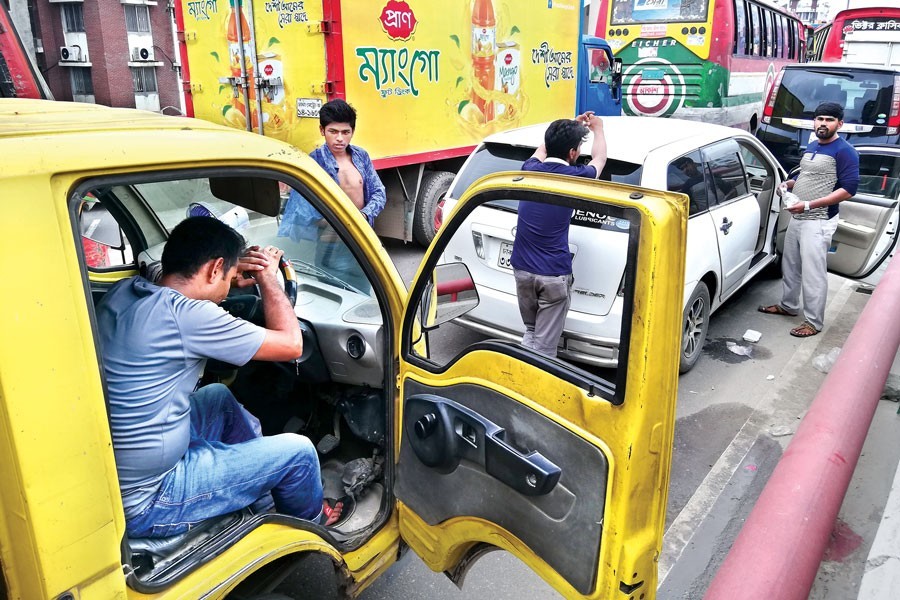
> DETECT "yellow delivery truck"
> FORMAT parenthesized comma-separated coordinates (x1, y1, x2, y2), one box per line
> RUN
(175, 0, 620, 244)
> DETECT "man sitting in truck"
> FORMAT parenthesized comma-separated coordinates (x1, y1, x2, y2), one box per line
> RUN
(279, 99, 385, 291)
(97, 217, 343, 538)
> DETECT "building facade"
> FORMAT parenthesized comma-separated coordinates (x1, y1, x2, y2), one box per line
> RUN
(28, 0, 181, 112)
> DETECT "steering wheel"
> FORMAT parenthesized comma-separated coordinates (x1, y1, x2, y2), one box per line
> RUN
(279, 256, 298, 307)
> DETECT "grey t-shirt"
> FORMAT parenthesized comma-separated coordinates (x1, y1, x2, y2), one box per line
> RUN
(96, 277, 265, 515)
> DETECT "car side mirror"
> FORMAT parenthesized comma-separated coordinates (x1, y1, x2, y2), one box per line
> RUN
(420, 262, 480, 330)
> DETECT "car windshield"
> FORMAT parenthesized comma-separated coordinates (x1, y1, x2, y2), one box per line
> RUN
(773, 68, 897, 125)
(449, 142, 643, 202)
(610, 0, 709, 25)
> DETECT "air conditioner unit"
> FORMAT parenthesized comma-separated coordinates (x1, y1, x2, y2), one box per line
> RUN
(60, 45, 82, 62)
(132, 47, 153, 62)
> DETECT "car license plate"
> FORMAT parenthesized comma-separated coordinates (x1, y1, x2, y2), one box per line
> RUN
(498, 242, 513, 270)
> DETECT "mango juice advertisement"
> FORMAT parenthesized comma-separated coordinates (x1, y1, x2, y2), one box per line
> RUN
(180, 0, 581, 160)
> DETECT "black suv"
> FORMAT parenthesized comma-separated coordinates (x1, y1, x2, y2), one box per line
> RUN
(755, 62, 900, 170)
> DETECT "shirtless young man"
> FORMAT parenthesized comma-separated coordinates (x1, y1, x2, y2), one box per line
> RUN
(278, 100, 385, 291)
(309, 99, 386, 226)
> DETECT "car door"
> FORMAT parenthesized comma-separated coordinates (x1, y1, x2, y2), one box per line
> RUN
(396, 172, 687, 599)
(774, 145, 900, 279)
(826, 145, 900, 279)
(701, 140, 758, 298)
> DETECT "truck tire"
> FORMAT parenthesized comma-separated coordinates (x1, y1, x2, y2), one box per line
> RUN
(413, 171, 456, 247)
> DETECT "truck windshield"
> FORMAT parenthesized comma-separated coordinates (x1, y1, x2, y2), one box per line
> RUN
(773, 68, 897, 125)
(450, 142, 643, 201)
(610, 0, 709, 25)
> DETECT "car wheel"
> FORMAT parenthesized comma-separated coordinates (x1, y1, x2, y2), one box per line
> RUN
(680, 282, 710, 374)
(413, 171, 455, 247)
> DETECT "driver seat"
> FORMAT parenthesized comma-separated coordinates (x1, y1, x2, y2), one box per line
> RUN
(140, 259, 164, 284)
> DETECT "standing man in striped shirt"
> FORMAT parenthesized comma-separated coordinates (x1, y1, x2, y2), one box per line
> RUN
(758, 102, 859, 337)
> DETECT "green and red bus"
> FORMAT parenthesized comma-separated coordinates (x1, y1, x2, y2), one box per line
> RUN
(594, 0, 805, 131)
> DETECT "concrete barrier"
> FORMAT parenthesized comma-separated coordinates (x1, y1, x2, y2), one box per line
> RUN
(704, 255, 900, 600)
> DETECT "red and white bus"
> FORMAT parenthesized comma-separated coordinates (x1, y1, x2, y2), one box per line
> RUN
(595, 0, 805, 131)
(0, 2, 49, 99)
(810, 6, 900, 65)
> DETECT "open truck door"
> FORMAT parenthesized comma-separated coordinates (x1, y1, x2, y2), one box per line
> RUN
(396, 172, 687, 599)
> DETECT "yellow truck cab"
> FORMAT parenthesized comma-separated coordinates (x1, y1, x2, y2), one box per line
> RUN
(0, 99, 686, 599)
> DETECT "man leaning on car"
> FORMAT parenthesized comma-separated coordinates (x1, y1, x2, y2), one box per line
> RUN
(510, 111, 608, 357)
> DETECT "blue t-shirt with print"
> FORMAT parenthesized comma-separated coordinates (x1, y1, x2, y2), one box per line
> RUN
(510, 157, 598, 276)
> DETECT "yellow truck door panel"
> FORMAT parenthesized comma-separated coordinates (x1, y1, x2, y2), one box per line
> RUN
(398, 376, 608, 594)
(398, 174, 688, 598)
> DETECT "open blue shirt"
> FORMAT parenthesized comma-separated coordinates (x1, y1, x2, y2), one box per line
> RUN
(510, 157, 598, 276)
(309, 144, 386, 226)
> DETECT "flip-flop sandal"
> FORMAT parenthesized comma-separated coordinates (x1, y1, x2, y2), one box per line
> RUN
(758, 304, 796, 316)
(790, 322, 819, 338)
(323, 495, 356, 527)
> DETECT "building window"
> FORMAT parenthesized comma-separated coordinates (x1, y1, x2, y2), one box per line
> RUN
(131, 67, 158, 93)
(62, 4, 85, 33)
(70, 67, 93, 95)
(124, 5, 152, 33)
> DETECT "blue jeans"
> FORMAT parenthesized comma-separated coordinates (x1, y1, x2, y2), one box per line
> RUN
(126, 384, 324, 538)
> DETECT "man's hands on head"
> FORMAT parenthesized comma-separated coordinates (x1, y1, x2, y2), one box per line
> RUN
(232, 245, 283, 289)
(577, 111, 608, 175)
(240, 244, 303, 362)
(575, 111, 604, 133)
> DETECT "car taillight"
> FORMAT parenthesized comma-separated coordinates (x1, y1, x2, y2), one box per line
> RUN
(888, 75, 900, 135)
(762, 70, 784, 125)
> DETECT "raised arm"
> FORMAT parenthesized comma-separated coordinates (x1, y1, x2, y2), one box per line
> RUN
(238, 245, 303, 361)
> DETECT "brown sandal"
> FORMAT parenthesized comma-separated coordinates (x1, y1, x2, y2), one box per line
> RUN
(758, 304, 797, 316)
(790, 322, 819, 338)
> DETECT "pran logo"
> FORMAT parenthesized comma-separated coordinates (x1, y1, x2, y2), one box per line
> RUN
(504, 52, 513, 65)
(380, 0, 418, 41)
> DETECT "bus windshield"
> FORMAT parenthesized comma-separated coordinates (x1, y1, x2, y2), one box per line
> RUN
(611, 0, 709, 25)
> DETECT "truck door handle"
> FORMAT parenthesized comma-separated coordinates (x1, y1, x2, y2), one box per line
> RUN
(405, 394, 561, 496)
(720, 217, 733, 234)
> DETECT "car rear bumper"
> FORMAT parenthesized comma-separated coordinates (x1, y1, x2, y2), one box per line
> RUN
(456, 314, 621, 367)
(455, 284, 623, 367)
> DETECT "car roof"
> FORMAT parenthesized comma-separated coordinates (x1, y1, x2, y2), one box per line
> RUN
(785, 62, 900, 73)
(481, 116, 747, 165)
